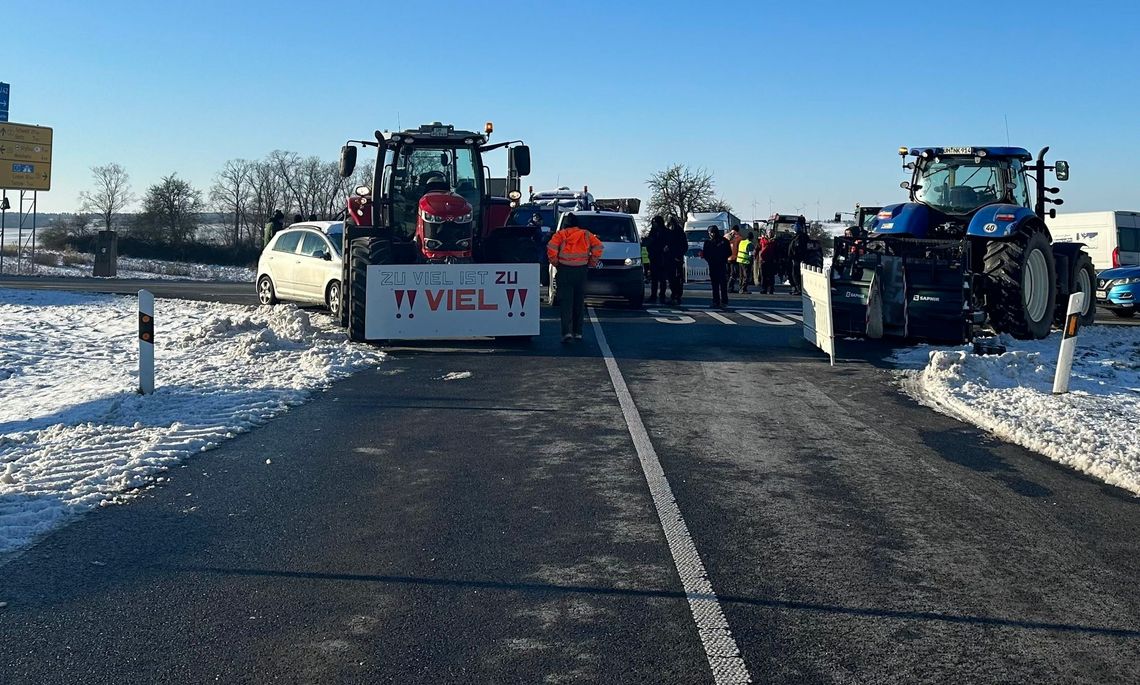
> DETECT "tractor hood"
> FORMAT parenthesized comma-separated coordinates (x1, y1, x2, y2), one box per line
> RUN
(419, 191, 472, 220)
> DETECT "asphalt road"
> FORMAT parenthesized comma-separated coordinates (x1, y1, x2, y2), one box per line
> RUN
(0, 280, 1138, 683)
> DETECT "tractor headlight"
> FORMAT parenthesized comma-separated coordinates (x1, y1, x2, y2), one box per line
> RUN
(425, 239, 443, 250)
(456, 238, 471, 248)
(624, 257, 641, 266)
(455, 211, 473, 223)
(508, 190, 522, 201)
(422, 211, 446, 223)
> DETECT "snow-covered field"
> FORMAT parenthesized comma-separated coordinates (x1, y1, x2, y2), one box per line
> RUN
(0, 249, 255, 282)
(0, 289, 383, 555)
(891, 327, 1140, 495)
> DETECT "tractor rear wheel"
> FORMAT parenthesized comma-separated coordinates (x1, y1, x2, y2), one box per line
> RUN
(348, 235, 392, 342)
(1067, 252, 1097, 327)
(982, 223, 1056, 340)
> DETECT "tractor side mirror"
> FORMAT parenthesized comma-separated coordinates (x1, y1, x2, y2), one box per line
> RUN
(899, 181, 911, 190)
(339, 145, 357, 178)
(1055, 160, 1070, 181)
(510, 145, 532, 177)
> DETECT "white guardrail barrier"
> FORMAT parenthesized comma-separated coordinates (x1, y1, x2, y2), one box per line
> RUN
(800, 264, 835, 365)
(685, 256, 710, 282)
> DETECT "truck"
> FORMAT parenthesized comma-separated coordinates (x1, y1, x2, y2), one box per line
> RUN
(1046, 211, 1140, 271)
(336, 122, 540, 341)
(830, 146, 1096, 342)
(684, 211, 742, 248)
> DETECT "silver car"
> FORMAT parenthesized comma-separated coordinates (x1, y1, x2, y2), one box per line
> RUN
(256, 222, 343, 317)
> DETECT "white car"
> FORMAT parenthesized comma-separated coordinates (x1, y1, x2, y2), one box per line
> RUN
(256, 222, 344, 317)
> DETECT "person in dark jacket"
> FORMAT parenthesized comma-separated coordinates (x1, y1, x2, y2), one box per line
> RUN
(292, 213, 304, 225)
(664, 218, 688, 305)
(263, 210, 285, 247)
(702, 226, 732, 309)
(644, 216, 669, 304)
(788, 224, 809, 295)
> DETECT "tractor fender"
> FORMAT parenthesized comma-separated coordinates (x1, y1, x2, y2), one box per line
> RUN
(966, 205, 1037, 239)
(1050, 241, 1088, 293)
(870, 202, 931, 238)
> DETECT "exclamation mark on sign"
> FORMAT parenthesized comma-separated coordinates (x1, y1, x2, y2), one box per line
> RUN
(406, 290, 417, 319)
(517, 289, 528, 317)
(394, 290, 405, 318)
(506, 289, 516, 317)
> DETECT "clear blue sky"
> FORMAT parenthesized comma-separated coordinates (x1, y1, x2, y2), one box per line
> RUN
(6, 0, 1139, 218)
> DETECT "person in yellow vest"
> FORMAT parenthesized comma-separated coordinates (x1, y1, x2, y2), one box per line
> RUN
(736, 230, 754, 294)
(547, 213, 604, 342)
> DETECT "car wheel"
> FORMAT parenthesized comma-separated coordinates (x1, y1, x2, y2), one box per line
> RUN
(257, 275, 278, 306)
(326, 280, 341, 319)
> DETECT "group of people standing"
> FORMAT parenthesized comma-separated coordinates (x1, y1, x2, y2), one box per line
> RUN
(642, 216, 689, 305)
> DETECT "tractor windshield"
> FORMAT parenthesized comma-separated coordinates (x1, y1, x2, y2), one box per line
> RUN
(391, 145, 481, 238)
(914, 157, 1008, 214)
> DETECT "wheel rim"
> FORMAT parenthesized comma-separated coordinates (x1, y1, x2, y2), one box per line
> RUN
(258, 278, 273, 304)
(329, 283, 340, 316)
(1022, 249, 1050, 322)
(1076, 268, 1093, 315)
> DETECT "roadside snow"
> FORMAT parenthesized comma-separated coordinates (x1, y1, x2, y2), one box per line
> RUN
(891, 327, 1140, 495)
(439, 371, 473, 381)
(2, 249, 254, 282)
(0, 288, 383, 555)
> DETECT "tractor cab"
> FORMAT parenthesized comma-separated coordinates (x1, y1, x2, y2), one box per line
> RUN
(339, 122, 531, 264)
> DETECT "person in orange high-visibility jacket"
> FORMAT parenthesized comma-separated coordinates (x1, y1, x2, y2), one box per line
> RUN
(547, 212, 604, 342)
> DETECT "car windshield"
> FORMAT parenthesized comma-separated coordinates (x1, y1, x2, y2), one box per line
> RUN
(576, 215, 637, 242)
(915, 157, 1007, 214)
(686, 230, 708, 243)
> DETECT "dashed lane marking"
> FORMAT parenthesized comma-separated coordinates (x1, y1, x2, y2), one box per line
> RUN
(588, 307, 753, 685)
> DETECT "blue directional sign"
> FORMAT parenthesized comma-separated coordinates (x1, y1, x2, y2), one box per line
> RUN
(0, 83, 9, 123)
(12, 163, 34, 174)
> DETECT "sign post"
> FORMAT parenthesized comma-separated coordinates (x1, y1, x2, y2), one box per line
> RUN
(138, 290, 155, 395)
(1052, 293, 1084, 395)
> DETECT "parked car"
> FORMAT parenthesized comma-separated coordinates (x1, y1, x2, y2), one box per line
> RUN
(1095, 265, 1140, 318)
(256, 222, 344, 316)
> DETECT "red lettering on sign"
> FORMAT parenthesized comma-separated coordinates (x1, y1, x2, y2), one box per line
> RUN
(426, 290, 445, 311)
(455, 289, 476, 310)
(518, 289, 528, 307)
(478, 290, 498, 311)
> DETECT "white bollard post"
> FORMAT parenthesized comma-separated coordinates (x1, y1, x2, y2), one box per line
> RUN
(1052, 292, 1084, 395)
(138, 289, 155, 395)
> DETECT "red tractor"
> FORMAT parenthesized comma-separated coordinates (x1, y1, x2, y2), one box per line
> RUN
(337, 122, 537, 340)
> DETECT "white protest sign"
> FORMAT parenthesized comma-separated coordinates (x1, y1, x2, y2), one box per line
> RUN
(365, 263, 541, 339)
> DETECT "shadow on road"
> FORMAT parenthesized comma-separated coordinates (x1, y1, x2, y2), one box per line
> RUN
(168, 564, 1140, 639)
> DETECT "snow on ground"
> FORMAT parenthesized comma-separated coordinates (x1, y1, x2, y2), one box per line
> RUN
(890, 327, 1140, 495)
(0, 248, 255, 282)
(0, 288, 383, 555)
(439, 371, 473, 381)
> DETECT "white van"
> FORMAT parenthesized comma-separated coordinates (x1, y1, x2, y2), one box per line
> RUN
(1047, 211, 1140, 271)
(548, 211, 644, 307)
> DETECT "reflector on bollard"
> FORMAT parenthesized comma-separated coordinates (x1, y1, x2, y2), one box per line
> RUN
(1052, 292, 1084, 395)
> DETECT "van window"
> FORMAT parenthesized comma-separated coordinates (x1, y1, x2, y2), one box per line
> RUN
(574, 215, 637, 242)
(1120, 227, 1140, 252)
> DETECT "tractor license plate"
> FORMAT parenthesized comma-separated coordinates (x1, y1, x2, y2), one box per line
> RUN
(1096, 289, 1108, 300)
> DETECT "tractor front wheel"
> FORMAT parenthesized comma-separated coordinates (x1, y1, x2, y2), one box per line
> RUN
(348, 235, 392, 342)
(982, 224, 1056, 340)
(1068, 252, 1097, 327)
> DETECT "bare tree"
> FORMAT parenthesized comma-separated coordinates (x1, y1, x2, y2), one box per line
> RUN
(645, 164, 729, 225)
(210, 159, 254, 247)
(79, 163, 134, 232)
(249, 159, 289, 243)
(134, 173, 204, 245)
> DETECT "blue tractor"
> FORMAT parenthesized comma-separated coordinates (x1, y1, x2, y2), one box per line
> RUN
(831, 146, 1096, 341)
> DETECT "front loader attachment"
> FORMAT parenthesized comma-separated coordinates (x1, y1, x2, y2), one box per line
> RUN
(830, 237, 973, 343)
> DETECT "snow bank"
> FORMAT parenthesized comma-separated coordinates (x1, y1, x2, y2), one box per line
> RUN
(891, 327, 1140, 495)
(0, 289, 383, 554)
(2, 249, 254, 282)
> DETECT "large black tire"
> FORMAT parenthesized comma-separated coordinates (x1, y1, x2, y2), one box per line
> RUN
(1067, 252, 1097, 327)
(348, 236, 392, 342)
(982, 223, 1056, 340)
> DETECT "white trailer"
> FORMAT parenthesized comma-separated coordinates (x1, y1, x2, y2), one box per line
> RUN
(1047, 211, 1140, 271)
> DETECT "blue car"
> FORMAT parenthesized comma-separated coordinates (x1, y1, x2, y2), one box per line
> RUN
(1096, 265, 1140, 318)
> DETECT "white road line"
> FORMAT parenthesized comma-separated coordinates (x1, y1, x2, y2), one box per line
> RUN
(588, 308, 753, 685)
(703, 310, 737, 325)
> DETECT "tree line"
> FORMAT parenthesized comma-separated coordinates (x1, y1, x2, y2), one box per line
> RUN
(52, 152, 374, 250)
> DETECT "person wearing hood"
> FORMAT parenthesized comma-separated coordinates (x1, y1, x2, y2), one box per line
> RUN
(263, 210, 285, 247)
(702, 226, 732, 309)
(664, 218, 688, 305)
(644, 216, 669, 304)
